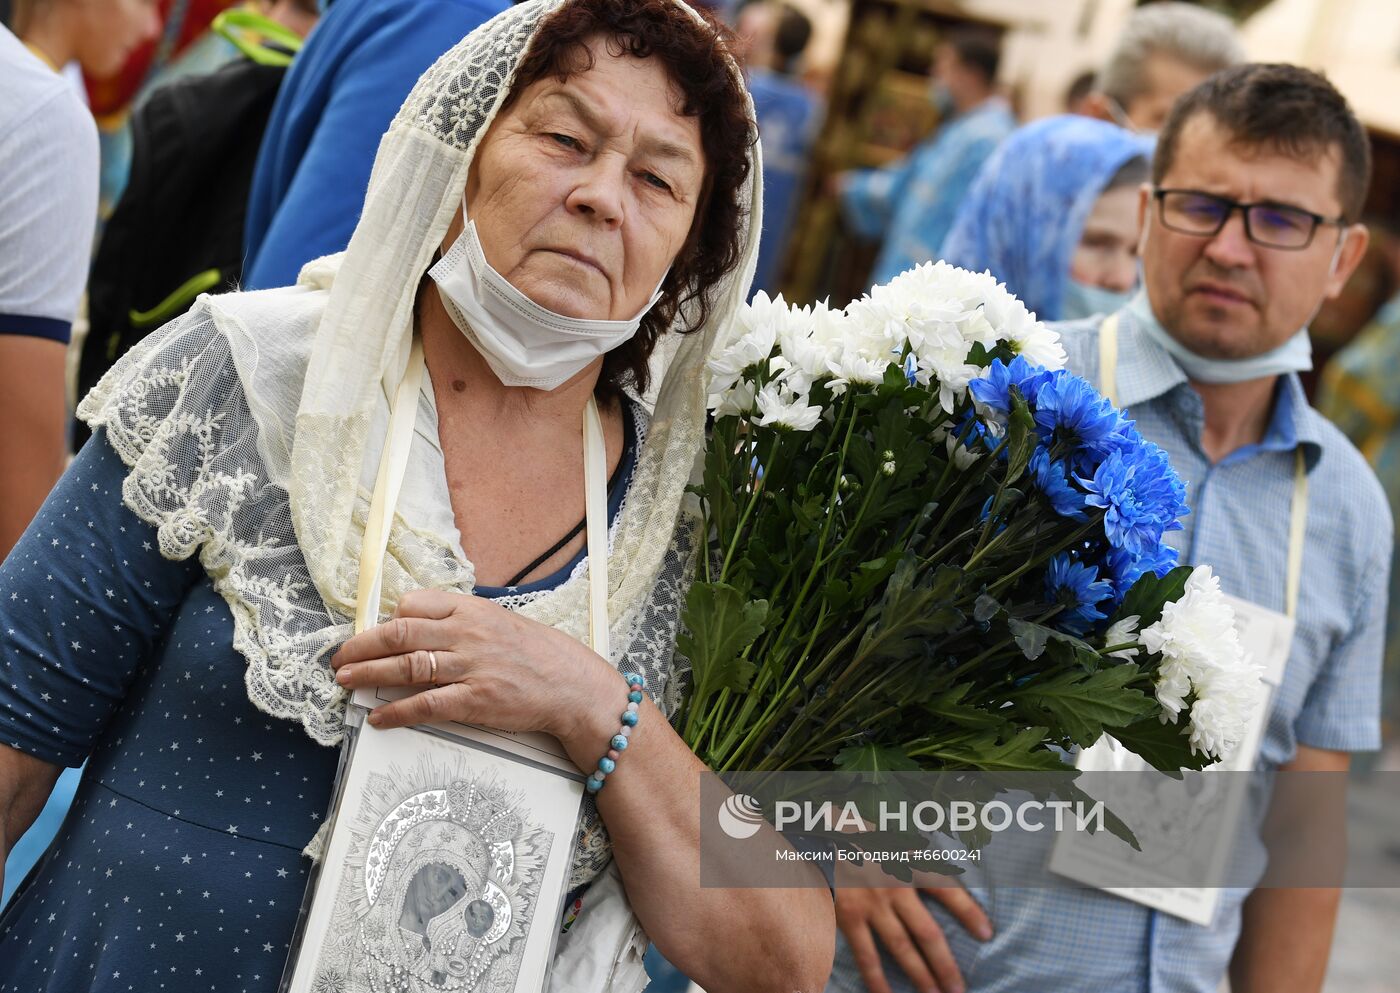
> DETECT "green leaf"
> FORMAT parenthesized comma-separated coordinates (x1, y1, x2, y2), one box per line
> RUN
(1008, 618, 1049, 660)
(973, 594, 1002, 623)
(1062, 781, 1141, 851)
(851, 553, 903, 600)
(820, 577, 852, 611)
(920, 684, 1012, 731)
(834, 743, 921, 776)
(1110, 716, 1215, 773)
(847, 435, 878, 486)
(1007, 664, 1160, 746)
(676, 582, 767, 718)
(922, 727, 1074, 772)
(1112, 565, 1193, 629)
(1004, 392, 1037, 486)
(1007, 618, 1099, 663)
(927, 563, 964, 600)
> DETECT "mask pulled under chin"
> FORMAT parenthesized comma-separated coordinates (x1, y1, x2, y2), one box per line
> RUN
(1127, 290, 1313, 385)
(428, 216, 666, 391)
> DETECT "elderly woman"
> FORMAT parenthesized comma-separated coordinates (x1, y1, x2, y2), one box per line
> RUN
(0, 1, 835, 990)
(940, 114, 1153, 322)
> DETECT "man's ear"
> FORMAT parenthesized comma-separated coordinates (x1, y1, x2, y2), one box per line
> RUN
(1325, 222, 1371, 299)
(1079, 91, 1117, 125)
(1135, 182, 1152, 256)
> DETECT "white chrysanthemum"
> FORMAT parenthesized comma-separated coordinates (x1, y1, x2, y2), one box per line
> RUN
(754, 381, 823, 432)
(1138, 565, 1265, 759)
(776, 300, 841, 395)
(710, 377, 757, 418)
(707, 291, 784, 398)
(1103, 615, 1141, 660)
(1009, 320, 1068, 371)
(933, 425, 979, 470)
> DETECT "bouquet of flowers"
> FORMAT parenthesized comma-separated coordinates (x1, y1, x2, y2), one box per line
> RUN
(676, 262, 1263, 776)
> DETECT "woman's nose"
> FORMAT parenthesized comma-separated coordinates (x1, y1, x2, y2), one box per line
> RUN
(565, 160, 626, 228)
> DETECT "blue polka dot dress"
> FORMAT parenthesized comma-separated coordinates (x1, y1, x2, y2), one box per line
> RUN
(0, 418, 636, 992)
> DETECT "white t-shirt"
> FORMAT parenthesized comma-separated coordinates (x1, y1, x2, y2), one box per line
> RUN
(0, 25, 98, 344)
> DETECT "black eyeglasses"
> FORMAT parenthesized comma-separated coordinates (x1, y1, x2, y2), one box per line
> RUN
(1153, 188, 1345, 250)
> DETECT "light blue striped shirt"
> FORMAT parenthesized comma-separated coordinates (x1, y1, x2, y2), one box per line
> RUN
(827, 304, 1390, 993)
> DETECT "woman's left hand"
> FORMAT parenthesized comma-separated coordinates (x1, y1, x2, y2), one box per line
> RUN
(330, 589, 616, 744)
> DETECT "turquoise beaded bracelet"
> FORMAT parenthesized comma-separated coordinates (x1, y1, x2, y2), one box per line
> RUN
(586, 672, 645, 793)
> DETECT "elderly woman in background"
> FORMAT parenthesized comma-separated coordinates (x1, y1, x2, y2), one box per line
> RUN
(940, 114, 1153, 322)
(0, 1, 835, 991)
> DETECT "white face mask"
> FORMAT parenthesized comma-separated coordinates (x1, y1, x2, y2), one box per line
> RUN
(428, 208, 667, 391)
(1130, 229, 1346, 383)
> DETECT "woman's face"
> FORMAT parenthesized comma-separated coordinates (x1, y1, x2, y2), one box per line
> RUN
(1068, 184, 1141, 293)
(461, 35, 706, 321)
(69, 0, 162, 80)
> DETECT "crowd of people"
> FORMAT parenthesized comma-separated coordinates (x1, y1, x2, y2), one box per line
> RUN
(0, 1, 1395, 992)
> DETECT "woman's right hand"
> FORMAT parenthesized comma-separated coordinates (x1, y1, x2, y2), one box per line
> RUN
(835, 884, 992, 993)
(0, 744, 61, 890)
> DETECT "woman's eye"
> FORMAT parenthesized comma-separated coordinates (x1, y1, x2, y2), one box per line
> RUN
(641, 172, 672, 193)
(549, 133, 581, 150)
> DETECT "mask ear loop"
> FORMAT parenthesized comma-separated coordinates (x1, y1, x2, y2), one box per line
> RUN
(1301, 227, 1350, 329)
(1326, 227, 1347, 278)
(460, 187, 676, 324)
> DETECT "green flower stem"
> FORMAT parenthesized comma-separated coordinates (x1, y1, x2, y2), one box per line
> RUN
(723, 600, 833, 765)
(977, 520, 1101, 602)
(719, 432, 778, 580)
(904, 729, 987, 761)
(711, 395, 861, 765)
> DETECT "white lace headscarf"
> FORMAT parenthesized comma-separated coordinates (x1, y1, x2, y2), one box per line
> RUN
(79, 0, 761, 747)
(291, 0, 759, 653)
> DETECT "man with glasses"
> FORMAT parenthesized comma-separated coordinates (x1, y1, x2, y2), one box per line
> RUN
(827, 63, 1385, 993)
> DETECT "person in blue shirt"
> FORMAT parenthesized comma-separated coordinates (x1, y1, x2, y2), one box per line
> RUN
(737, 0, 821, 297)
(836, 27, 1014, 288)
(940, 114, 1152, 323)
(827, 64, 1385, 993)
(242, 0, 509, 290)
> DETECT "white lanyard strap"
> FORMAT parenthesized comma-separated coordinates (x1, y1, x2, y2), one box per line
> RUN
(582, 396, 610, 660)
(354, 342, 611, 656)
(1097, 315, 1308, 619)
(356, 340, 426, 634)
(1284, 448, 1307, 619)
(1098, 313, 1121, 409)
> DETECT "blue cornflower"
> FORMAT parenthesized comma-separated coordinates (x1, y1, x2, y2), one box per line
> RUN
(1031, 372, 1127, 471)
(1076, 443, 1188, 556)
(1029, 447, 1087, 521)
(950, 409, 999, 457)
(968, 356, 1054, 421)
(1102, 542, 1180, 600)
(1044, 553, 1115, 636)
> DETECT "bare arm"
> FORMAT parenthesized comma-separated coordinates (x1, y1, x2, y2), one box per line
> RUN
(1229, 745, 1350, 993)
(0, 336, 67, 559)
(0, 744, 62, 896)
(564, 682, 836, 993)
(334, 591, 837, 993)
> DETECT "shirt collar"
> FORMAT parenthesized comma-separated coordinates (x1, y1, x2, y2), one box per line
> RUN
(1112, 295, 1325, 468)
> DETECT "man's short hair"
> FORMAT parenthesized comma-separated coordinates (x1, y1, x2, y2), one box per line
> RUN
(942, 26, 1001, 87)
(1096, 2, 1244, 108)
(1154, 63, 1373, 224)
